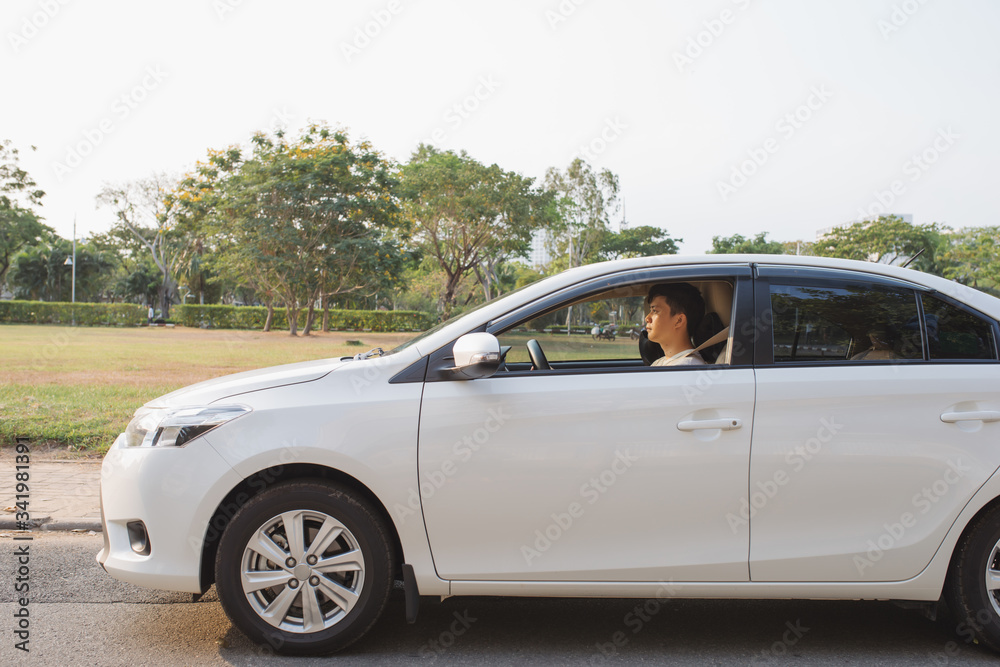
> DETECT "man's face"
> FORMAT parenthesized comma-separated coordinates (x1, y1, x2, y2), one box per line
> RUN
(645, 295, 684, 347)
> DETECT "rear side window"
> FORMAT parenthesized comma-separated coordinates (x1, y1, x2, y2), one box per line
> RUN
(921, 295, 998, 360)
(770, 283, 922, 363)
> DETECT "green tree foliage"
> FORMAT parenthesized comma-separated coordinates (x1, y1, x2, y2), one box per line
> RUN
(939, 226, 1000, 295)
(9, 240, 114, 302)
(812, 215, 945, 271)
(0, 140, 51, 290)
(180, 125, 405, 335)
(710, 232, 785, 255)
(88, 229, 167, 306)
(543, 158, 620, 268)
(598, 225, 680, 260)
(402, 145, 555, 317)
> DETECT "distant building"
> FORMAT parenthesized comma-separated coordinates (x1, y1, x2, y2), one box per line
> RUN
(528, 230, 553, 268)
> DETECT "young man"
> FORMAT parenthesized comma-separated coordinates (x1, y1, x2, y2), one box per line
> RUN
(645, 282, 706, 367)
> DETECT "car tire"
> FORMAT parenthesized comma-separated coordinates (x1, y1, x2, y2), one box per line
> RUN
(945, 503, 1000, 653)
(215, 480, 394, 655)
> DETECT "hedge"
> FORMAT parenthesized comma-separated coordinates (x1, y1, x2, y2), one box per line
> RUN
(174, 304, 435, 332)
(0, 300, 146, 326)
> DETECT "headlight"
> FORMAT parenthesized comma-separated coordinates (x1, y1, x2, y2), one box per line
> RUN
(122, 405, 251, 448)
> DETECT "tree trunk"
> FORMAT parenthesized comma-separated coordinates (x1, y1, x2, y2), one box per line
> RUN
(321, 294, 330, 332)
(263, 303, 274, 332)
(303, 302, 316, 336)
(159, 284, 169, 320)
(287, 305, 299, 336)
(442, 272, 461, 319)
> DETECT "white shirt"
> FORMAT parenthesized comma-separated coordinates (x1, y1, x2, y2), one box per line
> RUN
(651, 349, 706, 367)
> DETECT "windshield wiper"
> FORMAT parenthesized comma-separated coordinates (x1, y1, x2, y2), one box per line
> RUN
(353, 347, 384, 360)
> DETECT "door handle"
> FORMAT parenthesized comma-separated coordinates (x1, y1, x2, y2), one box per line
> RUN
(940, 411, 1000, 424)
(677, 418, 743, 432)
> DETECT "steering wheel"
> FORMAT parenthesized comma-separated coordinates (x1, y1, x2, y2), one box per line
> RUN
(526, 338, 551, 371)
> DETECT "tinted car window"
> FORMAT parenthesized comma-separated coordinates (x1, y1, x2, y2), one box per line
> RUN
(770, 282, 922, 363)
(922, 295, 998, 360)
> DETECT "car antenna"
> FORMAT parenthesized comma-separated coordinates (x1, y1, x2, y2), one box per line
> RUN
(901, 249, 925, 268)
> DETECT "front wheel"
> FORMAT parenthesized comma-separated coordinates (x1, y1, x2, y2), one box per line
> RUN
(945, 503, 1000, 653)
(215, 481, 393, 655)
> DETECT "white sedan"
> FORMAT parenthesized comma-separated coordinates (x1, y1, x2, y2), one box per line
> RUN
(97, 254, 1000, 655)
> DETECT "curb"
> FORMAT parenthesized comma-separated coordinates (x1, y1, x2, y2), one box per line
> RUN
(0, 517, 102, 532)
(42, 520, 102, 532)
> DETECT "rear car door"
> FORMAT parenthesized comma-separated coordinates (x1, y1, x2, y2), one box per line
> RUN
(749, 266, 1000, 582)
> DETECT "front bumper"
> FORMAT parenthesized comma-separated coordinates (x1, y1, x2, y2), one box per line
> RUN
(95, 434, 243, 593)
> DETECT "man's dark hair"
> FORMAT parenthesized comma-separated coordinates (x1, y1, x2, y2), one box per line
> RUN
(647, 282, 705, 333)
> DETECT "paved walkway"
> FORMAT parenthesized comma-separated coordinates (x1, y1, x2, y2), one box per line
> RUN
(0, 458, 103, 531)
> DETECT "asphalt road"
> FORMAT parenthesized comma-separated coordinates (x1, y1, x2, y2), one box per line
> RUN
(2, 532, 999, 666)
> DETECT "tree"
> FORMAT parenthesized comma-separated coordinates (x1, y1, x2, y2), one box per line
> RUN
(402, 145, 555, 318)
(96, 173, 185, 317)
(598, 225, 681, 260)
(543, 158, 620, 268)
(9, 239, 114, 302)
(812, 215, 945, 272)
(184, 125, 405, 335)
(939, 226, 1000, 295)
(0, 140, 50, 291)
(710, 232, 785, 255)
(543, 158, 620, 332)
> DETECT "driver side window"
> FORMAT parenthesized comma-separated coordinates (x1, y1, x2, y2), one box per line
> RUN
(494, 279, 735, 370)
(497, 293, 646, 365)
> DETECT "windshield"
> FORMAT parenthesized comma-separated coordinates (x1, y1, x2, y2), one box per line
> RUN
(388, 279, 543, 355)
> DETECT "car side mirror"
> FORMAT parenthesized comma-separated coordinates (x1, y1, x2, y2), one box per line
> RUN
(450, 332, 501, 380)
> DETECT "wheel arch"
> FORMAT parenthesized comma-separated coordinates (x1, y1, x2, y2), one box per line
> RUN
(198, 463, 405, 592)
(946, 494, 1000, 584)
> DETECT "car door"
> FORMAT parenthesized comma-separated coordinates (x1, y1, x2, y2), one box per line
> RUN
(416, 267, 757, 582)
(749, 266, 1000, 582)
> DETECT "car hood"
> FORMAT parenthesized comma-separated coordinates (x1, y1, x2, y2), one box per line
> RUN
(149, 357, 349, 408)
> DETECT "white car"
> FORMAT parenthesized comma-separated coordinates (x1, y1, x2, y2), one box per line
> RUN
(97, 254, 1000, 655)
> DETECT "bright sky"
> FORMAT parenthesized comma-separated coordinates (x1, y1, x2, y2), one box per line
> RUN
(4, 0, 998, 254)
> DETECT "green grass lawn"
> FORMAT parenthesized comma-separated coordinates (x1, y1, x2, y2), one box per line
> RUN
(0, 324, 413, 453)
(499, 331, 639, 363)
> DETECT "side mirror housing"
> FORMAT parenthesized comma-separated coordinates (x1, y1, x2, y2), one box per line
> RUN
(450, 332, 501, 379)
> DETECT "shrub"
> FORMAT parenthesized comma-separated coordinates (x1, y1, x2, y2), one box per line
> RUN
(174, 305, 435, 332)
(0, 301, 145, 326)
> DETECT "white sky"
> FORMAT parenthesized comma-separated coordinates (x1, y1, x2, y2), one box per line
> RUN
(4, 0, 999, 254)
